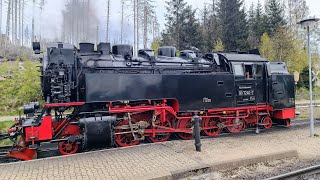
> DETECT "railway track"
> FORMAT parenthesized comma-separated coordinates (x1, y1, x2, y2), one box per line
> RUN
(265, 164, 320, 180)
(0, 146, 20, 163)
(0, 119, 313, 164)
(296, 102, 320, 108)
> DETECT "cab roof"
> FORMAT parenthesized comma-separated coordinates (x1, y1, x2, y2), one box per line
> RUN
(219, 53, 268, 62)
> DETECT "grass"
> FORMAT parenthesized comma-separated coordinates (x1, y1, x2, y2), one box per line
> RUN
(0, 120, 14, 146)
(0, 121, 14, 132)
(296, 106, 320, 119)
(0, 112, 19, 116)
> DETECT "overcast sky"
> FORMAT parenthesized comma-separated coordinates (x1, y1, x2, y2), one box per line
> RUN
(16, 0, 320, 45)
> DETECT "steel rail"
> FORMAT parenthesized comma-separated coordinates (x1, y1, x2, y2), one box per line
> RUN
(295, 103, 320, 108)
(265, 164, 320, 180)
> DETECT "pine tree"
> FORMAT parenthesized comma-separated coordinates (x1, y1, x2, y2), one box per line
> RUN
(199, 2, 218, 52)
(265, 0, 286, 35)
(254, 1, 267, 39)
(217, 0, 248, 51)
(180, 5, 201, 50)
(247, 3, 257, 48)
(162, 0, 187, 50)
(208, 0, 218, 52)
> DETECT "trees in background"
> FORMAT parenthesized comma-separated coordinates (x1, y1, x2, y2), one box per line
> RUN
(159, 0, 317, 78)
(216, 0, 248, 51)
(162, 0, 187, 49)
(62, 0, 99, 45)
(162, 0, 201, 50)
(141, 0, 156, 48)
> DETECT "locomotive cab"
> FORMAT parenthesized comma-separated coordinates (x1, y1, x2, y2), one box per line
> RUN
(228, 54, 295, 121)
(226, 53, 268, 106)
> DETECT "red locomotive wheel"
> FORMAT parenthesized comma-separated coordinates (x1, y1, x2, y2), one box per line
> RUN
(115, 121, 140, 147)
(262, 116, 272, 129)
(177, 119, 193, 140)
(59, 141, 79, 155)
(202, 118, 222, 137)
(226, 118, 244, 133)
(148, 120, 172, 143)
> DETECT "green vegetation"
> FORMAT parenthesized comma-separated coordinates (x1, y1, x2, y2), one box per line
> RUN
(213, 38, 224, 52)
(151, 38, 161, 56)
(0, 59, 42, 115)
(0, 121, 14, 132)
(0, 120, 14, 146)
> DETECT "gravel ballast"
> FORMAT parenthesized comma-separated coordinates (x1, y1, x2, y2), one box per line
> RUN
(172, 121, 320, 179)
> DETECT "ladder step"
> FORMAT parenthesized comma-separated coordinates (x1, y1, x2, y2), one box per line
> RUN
(258, 113, 269, 116)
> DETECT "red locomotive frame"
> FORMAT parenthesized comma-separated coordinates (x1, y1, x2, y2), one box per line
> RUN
(5, 99, 294, 160)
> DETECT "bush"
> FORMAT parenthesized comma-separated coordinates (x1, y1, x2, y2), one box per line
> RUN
(0, 59, 42, 115)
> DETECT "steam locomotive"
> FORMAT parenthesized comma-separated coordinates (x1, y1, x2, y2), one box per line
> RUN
(0, 42, 295, 160)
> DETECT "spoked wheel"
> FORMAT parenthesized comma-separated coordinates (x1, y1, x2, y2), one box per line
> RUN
(115, 120, 140, 147)
(148, 120, 173, 143)
(202, 118, 222, 137)
(177, 119, 193, 140)
(58, 141, 79, 155)
(226, 118, 244, 133)
(262, 116, 272, 129)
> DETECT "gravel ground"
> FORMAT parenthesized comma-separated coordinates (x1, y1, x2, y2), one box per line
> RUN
(171, 123, 320, 180)
(0, 116, 17, 122)
(296, 106, 320, 120)
(184, 158, 320, 180)
(167, 123, 320, 165)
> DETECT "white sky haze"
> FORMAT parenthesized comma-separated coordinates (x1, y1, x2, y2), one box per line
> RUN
(15, 0, 320, 45)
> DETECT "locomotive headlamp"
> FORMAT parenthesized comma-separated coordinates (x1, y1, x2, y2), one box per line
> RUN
(32, 42, 41, 54)
(23, 102, 40, 115)
(23, 105, 35, 115)
(30, 102, 40, 110)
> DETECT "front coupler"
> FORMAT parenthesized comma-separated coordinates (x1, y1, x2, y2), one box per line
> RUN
(0, 126, 37, 161)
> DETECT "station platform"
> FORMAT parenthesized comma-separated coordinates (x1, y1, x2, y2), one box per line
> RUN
(0, 123, 317, 180)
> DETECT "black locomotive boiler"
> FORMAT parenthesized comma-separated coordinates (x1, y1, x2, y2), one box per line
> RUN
(0, 42, 295, 160)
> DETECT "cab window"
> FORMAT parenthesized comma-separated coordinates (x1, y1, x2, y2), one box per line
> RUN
(244, 65, 253, 79)
(233, 64, 244, 76)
